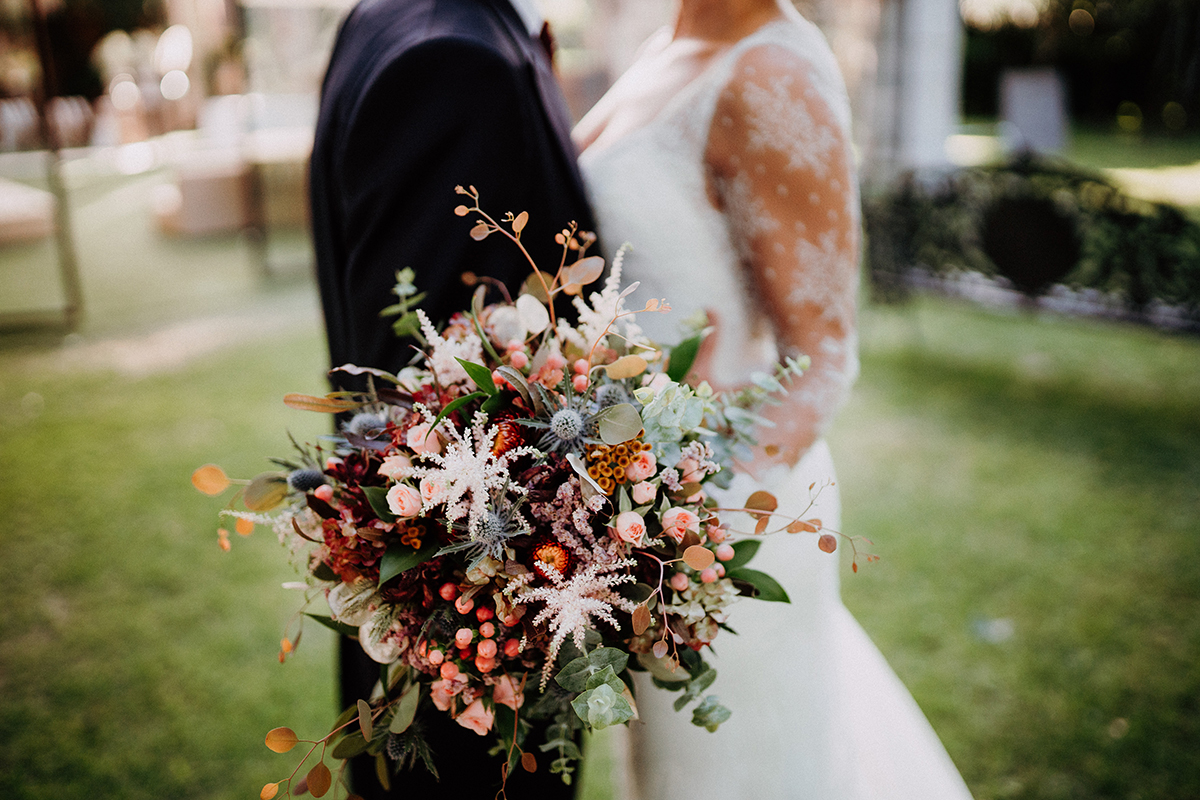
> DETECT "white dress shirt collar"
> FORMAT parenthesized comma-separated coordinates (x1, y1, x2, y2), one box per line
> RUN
(506, 0, 544, 38)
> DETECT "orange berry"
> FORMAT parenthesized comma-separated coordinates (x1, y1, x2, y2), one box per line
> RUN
(477, 639, 498, 659)
(715, 544, 735, 562)
(314, 484, 334, 503)
(439, 582, 459, 601)
(440, 662, 459, 680)
(475, 605, 494, 622)
(428, 649, 444, 665)
(455, 628, 473, 648)
(479, 621, 496, 639)
(572, 374, 589, 392)
(504, 639, 521, 658)
(475, 655, 497, 673)
(454, 595, 475, 614)
(573, 358, 589, 375)
(700, 568, 718, 584)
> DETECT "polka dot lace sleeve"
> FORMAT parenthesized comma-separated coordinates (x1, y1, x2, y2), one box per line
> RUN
(705, 42, 861, 469)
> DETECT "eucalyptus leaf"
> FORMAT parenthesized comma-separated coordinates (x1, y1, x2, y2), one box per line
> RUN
(495, 366, 532, 407)
(691, 695, 732, 732)
(389, 683, 422, 734)
(595, 403, 643, 445)
(331, 731, 369, 759)
(378, 538, 440, 586)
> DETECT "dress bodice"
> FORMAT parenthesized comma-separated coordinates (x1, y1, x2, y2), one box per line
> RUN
(579, 18, 860, 408)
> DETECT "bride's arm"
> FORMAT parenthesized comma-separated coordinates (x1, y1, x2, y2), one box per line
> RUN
(703, 43, 861, 472)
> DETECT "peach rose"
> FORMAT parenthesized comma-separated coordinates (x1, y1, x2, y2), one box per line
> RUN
(492, 674, 525, 711)
(385, 484, 422, 518)
(661, 507, 700, 543)
(676, 457, 702, 484)
(419, 476, 444, 504)
(625, 450, 657, 482)
(378, 454, 412, 479)
(406, 423, 442, 455)
(614, 511, 647, 547)
(631, 481, 657, 505)
(455, 698, 494, 735)
(430, 675, 468, 711)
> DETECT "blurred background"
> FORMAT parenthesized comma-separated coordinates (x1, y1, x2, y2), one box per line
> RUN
(0, 0, 1197, 798)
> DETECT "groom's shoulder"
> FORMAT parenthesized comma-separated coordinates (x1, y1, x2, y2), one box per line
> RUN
(340, 0, 520, 62)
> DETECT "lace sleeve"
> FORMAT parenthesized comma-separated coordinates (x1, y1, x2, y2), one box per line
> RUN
(705, 42, 860, 468)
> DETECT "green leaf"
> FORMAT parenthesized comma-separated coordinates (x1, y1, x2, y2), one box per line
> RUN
(667, 334, 702, 383)
(481, 393, 506, 414)
(595, 403, 643, 445)
(428, 391, 485, 434)
(244, 472, 289, 512)
(378, 537, 440, 585)
(725, 567, 790, 603)
(673, 663, 718, 712)
(331, 731, 370, 759)
(455, 358, 497, 395)
(362, 485, 396, 523)
(554, 647, 630, 692)
(389, 683, 422, 734)
(724, 539, 761, 571)
(691, 695, 732, 732)
(304, 613, 358, 638)
(570, 682, 634, 729)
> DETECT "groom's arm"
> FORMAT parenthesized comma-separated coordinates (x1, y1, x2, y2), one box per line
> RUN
(335, 37, 570, 377)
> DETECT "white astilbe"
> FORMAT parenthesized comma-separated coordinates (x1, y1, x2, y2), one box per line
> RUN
(418, 309, 482, 386)
(510, 559, 639, 687)
(556, 248, 648, 354)
(408, 409, 538, 537)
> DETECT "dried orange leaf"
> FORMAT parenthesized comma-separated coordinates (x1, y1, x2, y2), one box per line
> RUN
(236, 517, 255, 536)
(764, 444, 781, 457)
(604, 355, 648, 380)
(683, 545, 714, 571)
(818, 534, 838, 553)
(191, 464, 230, 496)
(652, 640, 669, 659)
(261, 782, 280, 800)
(642, 298, 660, 312)
(469, 222, 491, 241)
(521, 752, 538, 773)
(453, 205, 469, 217)
(564, 255, 604, 287)
(217, 529, 231, 552)
(512, 210, 529, 233)
(265, 727, 299, 753)
(357, 699, 373, 741)
(754, 516, 770, 536)
(307, 762, 332, 798)
(787, 519, 821, 533)
(283, 393, 361, 414)
(280, 638, 293, 654)
(744, 491, 778, 514)
(632, 604, 652, 636)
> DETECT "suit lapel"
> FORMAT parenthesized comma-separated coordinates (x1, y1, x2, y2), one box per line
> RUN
(480, 0, 589, 209)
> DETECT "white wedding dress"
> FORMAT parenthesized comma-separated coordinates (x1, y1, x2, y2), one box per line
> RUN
(578, 15, 974, 800)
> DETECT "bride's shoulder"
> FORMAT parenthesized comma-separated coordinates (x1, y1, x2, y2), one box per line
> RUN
(715, 16, 850, 114)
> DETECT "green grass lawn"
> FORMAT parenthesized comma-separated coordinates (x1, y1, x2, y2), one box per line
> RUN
(1, 296, 1198, 799)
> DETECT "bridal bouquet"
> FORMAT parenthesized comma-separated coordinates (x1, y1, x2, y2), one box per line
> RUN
(194, 188, 843, 799)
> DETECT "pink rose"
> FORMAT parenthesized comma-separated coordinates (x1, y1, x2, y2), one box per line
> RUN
(661, 507, 700, 543)
(419, 476, 444, 504)
(614, 511, 647, 547)
(676, 457, 702, 484)
(455, 698, 494, 736)
(492, 674, 524, 711)
(377, 455, 412, 479)
(625, 451, 657, 482)
(406, 423, 442, 455)
(385, 484, 422, 518)
(430, 675, 468, 711)
(631, 481, 657, 505)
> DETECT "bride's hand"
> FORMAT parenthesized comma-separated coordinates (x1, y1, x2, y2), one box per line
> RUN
(687, 309, 816, 479)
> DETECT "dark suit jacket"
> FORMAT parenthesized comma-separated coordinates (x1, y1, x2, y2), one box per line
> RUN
(309, 0, 592, 797)
(311, 0, 596, 389)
